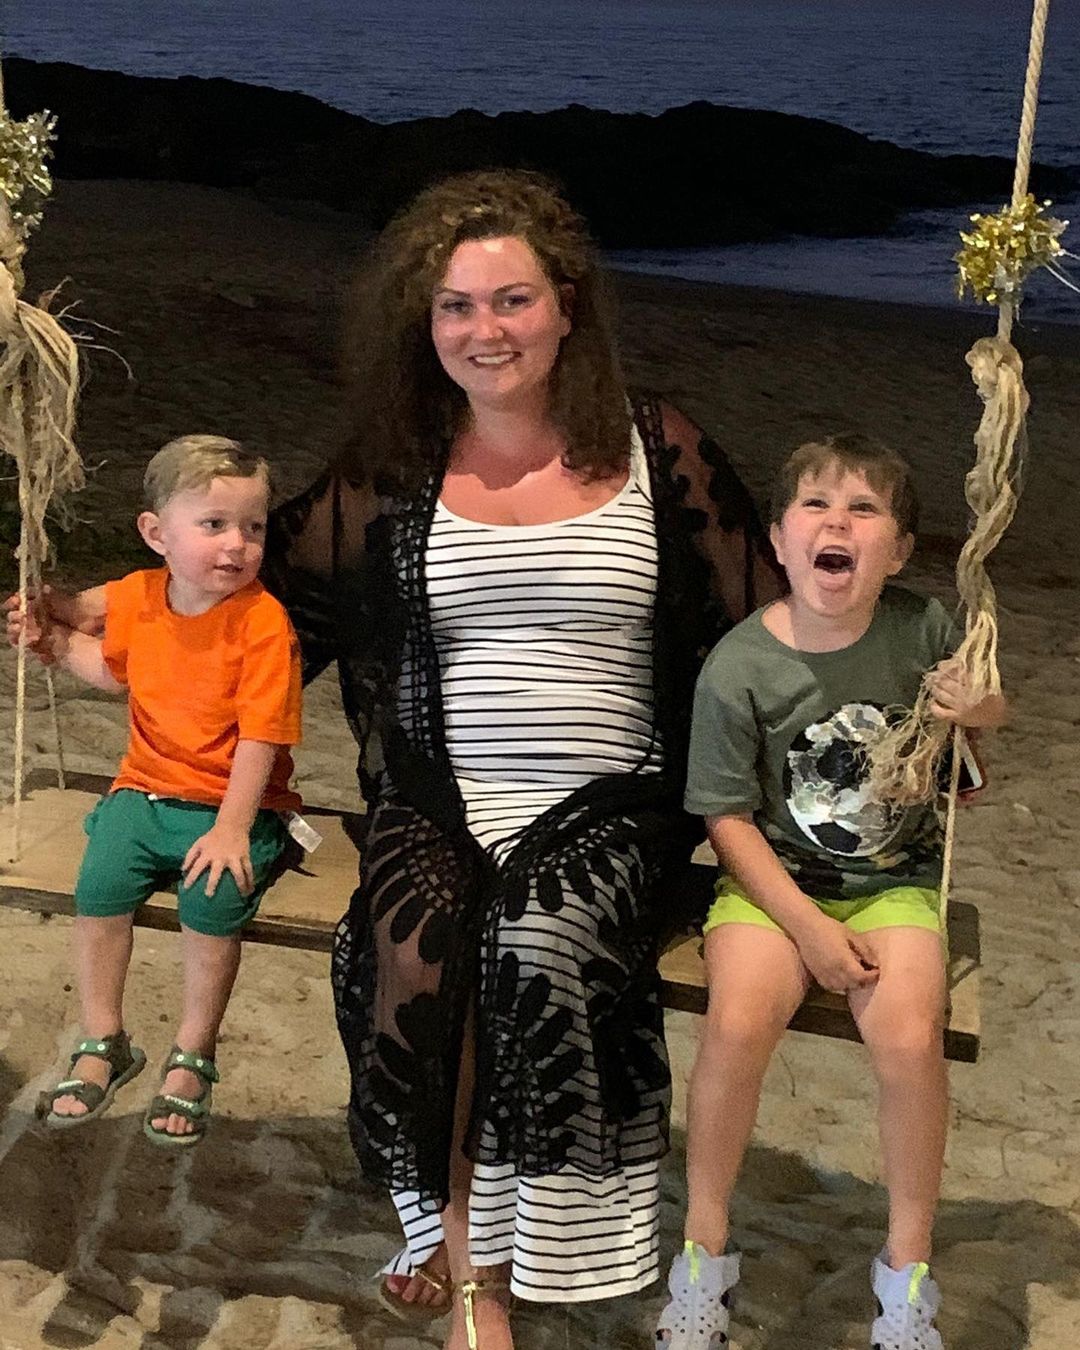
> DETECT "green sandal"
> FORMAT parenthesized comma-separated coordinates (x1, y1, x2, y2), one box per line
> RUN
(142, 1046, 219, 1149)
(37, 1030, 147, 1130)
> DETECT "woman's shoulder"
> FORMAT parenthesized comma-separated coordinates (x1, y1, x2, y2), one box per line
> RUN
(630, 393, 700, 454)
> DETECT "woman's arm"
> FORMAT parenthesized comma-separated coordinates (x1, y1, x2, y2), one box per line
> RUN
(262, 471, 381, 684)
(657, 401, 786, 622)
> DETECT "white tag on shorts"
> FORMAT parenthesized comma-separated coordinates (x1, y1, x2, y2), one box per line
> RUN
(283, 811, 323, 853)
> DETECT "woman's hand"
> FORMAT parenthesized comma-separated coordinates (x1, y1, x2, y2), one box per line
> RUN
(927, 659, 1008, 729)
(792, 911, 879, 994)
(182, 824, 254, 898)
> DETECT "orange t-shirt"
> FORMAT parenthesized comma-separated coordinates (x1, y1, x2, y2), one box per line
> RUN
(102, 569, 302, 812)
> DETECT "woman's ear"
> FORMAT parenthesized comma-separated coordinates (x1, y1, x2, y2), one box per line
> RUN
(558, 283, 575, 334)
(137, 511, 167, 558)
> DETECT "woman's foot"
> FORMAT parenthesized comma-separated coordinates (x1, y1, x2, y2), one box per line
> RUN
(443, 1268, 513, 1350)
(381, 1243, 454, 1319)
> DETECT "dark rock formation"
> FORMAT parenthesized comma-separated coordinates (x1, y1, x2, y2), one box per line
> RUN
(5, 58, 1075, 247)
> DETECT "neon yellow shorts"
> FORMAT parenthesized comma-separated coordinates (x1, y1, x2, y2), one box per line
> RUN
(703, 877, 941, 937)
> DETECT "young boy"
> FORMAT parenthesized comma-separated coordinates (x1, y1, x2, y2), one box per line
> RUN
(10, 436, 301, 1147)
(656, 434, 1006, 1349)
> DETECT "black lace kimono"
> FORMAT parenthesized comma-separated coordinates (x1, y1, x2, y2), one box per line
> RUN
(264, 397, 781, 1220)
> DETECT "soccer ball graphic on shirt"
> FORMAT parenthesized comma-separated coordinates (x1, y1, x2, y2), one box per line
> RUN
(783, 703, 905, 857)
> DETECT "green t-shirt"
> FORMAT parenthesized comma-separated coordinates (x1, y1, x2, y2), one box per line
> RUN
(685, 585, 956, 900)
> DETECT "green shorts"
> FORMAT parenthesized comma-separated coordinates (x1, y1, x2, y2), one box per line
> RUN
(74, 789, 287, 937)
(703, 876, 941, 937)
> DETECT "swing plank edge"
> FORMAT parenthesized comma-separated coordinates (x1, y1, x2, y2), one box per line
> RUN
(1, 776, 980, 1061)
(658, 903, 980, 1064)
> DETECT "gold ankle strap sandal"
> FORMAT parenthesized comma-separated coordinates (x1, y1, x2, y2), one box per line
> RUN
(458, 1277, 511, 1350)
(376, 1264, 454, 1325)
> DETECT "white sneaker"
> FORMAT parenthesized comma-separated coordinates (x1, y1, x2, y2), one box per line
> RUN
(870, 1253, 944, 1350)
(655, 1241, 741, 1349)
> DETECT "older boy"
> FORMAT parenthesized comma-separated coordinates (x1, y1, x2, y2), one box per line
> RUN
(10, 436, 301, 1147)
(656, 434, 1005, 1349)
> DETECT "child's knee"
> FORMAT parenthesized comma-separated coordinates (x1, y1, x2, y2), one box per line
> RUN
(700, 999, 787, 1064)
(178, 876, 260, 937)
(866, 1011, 944, 1073)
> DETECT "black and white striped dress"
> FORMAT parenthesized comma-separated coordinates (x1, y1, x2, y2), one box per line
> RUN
(386, 429, 665, 1301)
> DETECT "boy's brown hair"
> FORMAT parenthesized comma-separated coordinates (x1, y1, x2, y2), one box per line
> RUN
(769, 433, 919, 536)
(144, 436, 270, 512)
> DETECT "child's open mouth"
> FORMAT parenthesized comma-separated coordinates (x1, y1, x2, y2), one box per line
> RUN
(813, 549, 855, 575)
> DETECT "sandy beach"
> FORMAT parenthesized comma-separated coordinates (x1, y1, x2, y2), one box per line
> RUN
(1, 179, 1078, 1349)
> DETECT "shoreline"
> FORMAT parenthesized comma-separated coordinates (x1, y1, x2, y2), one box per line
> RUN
(611, 267, 1080, 350)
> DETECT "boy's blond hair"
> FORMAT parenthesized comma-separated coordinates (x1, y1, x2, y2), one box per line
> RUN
(770, 433, 919, 537)
(143, 436, 270, 512)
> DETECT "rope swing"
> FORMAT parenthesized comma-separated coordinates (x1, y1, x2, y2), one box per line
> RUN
(0, 56, 84, 862)
(871, 0, 1067, 936)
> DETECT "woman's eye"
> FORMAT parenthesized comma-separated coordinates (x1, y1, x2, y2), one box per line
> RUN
(501, 293, 530, 308)
(439, 299, 469, 315)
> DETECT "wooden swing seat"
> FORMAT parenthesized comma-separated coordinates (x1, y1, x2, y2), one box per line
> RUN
(0, 773, 980, 1061)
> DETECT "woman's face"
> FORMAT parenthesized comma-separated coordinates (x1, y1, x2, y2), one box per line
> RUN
(431, 235, 571, 413)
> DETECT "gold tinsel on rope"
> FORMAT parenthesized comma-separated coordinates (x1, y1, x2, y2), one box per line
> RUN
(870, 195, 1064, 810)
(955, 193, 1067, 306)
(0, 108, 56, 246)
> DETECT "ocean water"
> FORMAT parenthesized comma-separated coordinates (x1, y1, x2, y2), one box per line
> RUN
(7, 0, 1080, 322)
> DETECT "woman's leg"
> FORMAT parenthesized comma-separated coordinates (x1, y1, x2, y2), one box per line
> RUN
(452, 827, 669, 1325)
(684, 923, 810, 1255)
(441, 1008, 513, 1350)
(341, 788, 511, 1341)
(847, 927, 948, 1267)
(51, 913, 135, 1117)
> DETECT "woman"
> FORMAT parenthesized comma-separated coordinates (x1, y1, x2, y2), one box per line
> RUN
(265, 170, 782, 1350)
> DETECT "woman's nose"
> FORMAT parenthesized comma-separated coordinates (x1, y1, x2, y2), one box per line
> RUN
(471, 307, 504, 340)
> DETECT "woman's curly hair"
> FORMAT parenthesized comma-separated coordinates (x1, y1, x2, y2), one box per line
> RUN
(337, 169, 631, 490)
